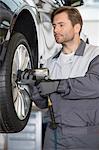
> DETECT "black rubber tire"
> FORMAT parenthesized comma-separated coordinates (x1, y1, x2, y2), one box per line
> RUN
(0, 32, 34, 133)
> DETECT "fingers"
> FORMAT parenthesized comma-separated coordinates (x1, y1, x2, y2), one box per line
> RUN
(21, 69, 33, 80)
(36, 82, 45, 95)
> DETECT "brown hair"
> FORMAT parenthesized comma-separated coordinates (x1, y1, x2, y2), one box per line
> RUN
(51, 6, 83, 33)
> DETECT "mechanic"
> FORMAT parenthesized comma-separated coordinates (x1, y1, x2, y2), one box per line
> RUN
(22, 6, 99, 150)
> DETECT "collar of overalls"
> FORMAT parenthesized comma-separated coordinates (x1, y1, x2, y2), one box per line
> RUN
(53, 39, 86, 59)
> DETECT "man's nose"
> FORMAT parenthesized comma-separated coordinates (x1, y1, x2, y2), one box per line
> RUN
(54, 26, 60, 34)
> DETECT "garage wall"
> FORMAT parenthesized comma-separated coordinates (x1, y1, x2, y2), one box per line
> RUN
(78, 5, 99, 46)
(82, 20, 99, 46)
(0, 111, 42, 150)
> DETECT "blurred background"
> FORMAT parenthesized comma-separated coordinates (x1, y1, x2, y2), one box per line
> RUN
(78, 0, 99, 46)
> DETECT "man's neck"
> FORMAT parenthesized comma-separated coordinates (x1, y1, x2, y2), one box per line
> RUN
(62, 38, 81, 54)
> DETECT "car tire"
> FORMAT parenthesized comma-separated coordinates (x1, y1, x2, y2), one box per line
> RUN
(0, 32, 34, 132)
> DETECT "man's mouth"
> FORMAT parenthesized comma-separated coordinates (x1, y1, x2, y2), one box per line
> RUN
(55, 35, 61, 39)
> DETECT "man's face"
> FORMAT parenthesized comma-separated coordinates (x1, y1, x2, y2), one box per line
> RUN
(52, 12, 77, 44)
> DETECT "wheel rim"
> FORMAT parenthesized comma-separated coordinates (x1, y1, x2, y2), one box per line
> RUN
(11, 44, 32, 120)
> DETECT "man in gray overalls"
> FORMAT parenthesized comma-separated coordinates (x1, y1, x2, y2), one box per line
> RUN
(23, 6, 99, 150)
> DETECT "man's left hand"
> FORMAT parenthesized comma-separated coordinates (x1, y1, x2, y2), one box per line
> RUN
(36, 80, 59, 96)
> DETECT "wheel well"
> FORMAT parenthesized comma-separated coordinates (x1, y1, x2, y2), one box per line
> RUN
(12, 10, 38, 68)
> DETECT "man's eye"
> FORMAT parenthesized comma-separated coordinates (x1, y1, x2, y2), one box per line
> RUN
(59, 24, 63, 28)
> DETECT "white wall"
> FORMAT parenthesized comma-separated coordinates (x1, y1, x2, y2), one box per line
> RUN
(78, 5, 99, 46)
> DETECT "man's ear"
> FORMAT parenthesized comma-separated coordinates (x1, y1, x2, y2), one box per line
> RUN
(74, 23, 81, 34)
